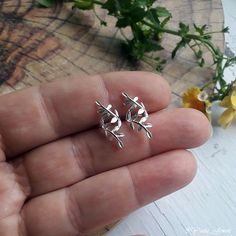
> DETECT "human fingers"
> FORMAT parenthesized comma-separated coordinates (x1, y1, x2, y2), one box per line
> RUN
(13, 108, 210, 197)
(0, 71, 170, 158)
(21, 149, 197, 236)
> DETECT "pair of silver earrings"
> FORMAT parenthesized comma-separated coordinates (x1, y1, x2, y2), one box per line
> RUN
(96, 92, 152, 148)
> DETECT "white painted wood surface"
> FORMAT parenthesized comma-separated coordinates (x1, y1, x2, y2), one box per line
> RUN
(106, 1, 236, 235)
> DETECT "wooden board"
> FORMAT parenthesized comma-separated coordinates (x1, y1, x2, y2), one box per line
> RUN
(0, 0, 225, 235)
(0, 0, 224, 99)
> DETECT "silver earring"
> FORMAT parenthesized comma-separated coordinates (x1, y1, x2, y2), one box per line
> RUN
(122, 92, 152, 139)
(96, 101, 125, 148)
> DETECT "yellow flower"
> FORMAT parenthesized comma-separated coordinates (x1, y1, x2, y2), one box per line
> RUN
(218, 87, 236, 128)
(183, 87, 212, 121)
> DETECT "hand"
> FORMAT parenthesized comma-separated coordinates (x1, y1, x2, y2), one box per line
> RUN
(0, 71, 210, 236)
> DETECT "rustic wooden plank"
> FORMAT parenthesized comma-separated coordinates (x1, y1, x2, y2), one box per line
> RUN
(0, 0, 224, 99)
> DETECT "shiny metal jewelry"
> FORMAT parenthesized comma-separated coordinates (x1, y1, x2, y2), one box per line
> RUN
(96, 101, 125, 148)
(122, 92, 152, 139)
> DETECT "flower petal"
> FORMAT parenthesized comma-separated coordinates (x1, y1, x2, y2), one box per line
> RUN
(218, 108, 235, 128)
(198, 91, 208, 101)
(183, 87, 201, 104)
(230, 91, 236, 109)
(219, 96, 231, 108)
(183, 87, 205, 112)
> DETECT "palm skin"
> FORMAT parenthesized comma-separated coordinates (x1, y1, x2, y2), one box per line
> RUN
(0, 71, 210, 236)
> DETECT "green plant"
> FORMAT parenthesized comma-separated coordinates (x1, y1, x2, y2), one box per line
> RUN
(37, 0, 236, 127)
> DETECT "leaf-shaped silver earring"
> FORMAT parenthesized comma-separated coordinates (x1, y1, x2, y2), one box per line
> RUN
(96, 101, 125, 148)
(122, 92, 152, 139)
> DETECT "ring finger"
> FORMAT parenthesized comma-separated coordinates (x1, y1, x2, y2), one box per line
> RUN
(13, 108, 210, 197)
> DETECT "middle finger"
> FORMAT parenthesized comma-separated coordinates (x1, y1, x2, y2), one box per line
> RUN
(13, 108, 210, 197)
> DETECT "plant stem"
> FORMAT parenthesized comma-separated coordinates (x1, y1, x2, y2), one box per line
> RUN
(93, 0, 103, 5)
(92, 7, 105, 24)
(142, 19, 219, 56)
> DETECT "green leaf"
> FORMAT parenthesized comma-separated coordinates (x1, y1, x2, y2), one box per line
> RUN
(229, 57, 236, 63)
(137, 22, 152, 37)
(134, 0, 155, 8)
(155, 6, 171, 17)
(130, 7, 147, 23)
(118, 0, 132, 10)
(219, 79, 227, 87)
(160, 15, 171, 28)
(104, 0, 148, 28)
(102, 0, 117, 15)
(116, 18, 129, 28)
(199, 58, 205, 67)
(196, 50, 203, 59)
(146, 41, 163, 52)
(155, 57, 167, 71)
(145, 6, 171, 27)
(37, 0, 55, 8)
(179, 22, 190, 35)
(146, 9, 160, 24)
(74, 0, 94, 10)
(193, 24, 207, 35)
(222, 26, 229, 33)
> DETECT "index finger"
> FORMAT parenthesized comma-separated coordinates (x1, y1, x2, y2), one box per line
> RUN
(0, 71, 171, 158)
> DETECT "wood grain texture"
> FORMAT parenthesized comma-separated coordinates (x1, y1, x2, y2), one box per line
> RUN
(0, 0, 226, 235)
(0, 0, 224, 101)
